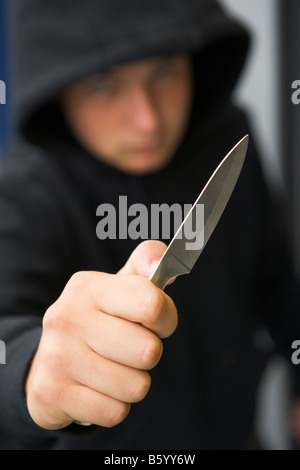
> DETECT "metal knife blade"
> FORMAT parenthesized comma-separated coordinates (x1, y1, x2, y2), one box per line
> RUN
(148, 134, 249, 290)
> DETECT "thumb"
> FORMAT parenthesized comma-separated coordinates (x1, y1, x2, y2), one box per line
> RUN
(117, 240, 167, 278)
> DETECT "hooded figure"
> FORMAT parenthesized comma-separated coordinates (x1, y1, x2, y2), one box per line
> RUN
(0, 0, 299, 450)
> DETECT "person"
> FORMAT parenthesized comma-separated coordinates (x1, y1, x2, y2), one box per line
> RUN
(0, 0, 299, 450)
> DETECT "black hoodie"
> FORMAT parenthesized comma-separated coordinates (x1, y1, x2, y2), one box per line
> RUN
(0, 0, 299, 450)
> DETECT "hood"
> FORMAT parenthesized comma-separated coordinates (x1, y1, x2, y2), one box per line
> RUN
(8, 0, 250, 145)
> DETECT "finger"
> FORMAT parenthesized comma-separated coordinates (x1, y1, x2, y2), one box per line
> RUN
(96, 274, 178, 337)
(83, 311, 163, 369)
(118, 239, 167, 278)
(69, 348, 152, 403)
(61, 383, 131, 428)
(61, 271, 178, 338)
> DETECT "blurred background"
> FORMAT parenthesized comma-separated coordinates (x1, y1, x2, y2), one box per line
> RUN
(0, 0, 299, 450)
(0, 0, 10, 157)
(220, 0, 300, 450)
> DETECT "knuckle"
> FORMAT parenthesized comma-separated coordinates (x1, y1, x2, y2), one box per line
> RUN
(165, 297, 178, 336)
(44, 271, 98, 332)
(104, 401, 130, 428)
(141, 284, 165, 326)
(30, 371, 58, 408)
(43, 302, 64, 329)
(69, 270, 94, 289)
(140, 334, 163, 369)
(129, 371, 151, 402)
(43, 290, 87, 335)
(36, 341, 66, 384)
(43, 301, 69, 331)
(29, 373, 45, 403)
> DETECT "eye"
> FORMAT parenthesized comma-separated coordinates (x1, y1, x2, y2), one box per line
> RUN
(87, 72, 118, 95)
(154, 63, 177, 79)
(92, 78, 111, 94)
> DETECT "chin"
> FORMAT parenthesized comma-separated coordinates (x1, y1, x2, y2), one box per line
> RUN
(93, 146, 174, 175)
(121, 160, 168, 175)
(121, 152, 173, 175)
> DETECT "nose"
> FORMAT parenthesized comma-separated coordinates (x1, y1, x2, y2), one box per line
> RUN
(128, 87, 160, 132)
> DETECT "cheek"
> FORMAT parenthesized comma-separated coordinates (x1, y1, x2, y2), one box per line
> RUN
(74, 102, 119, 152)
(162, 84, 193, 133)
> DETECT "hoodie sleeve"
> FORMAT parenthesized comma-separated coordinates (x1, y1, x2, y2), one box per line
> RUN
(0, 149, 95, 448)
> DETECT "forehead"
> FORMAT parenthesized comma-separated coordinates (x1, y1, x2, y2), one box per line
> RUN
(90, 53, 188, 80)
(61, 53, 191, 97)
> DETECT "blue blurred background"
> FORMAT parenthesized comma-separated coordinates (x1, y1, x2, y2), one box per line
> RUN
(0, 0, 10, 156)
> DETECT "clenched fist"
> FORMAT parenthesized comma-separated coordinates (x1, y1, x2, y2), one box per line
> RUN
(25, 240, 178, 430)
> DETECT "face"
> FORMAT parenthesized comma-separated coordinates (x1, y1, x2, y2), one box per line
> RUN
(60, 54, 193, 174)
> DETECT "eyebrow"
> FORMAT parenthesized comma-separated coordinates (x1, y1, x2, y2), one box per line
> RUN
(87, 53, 188, 84)
(99, 53, 186, 74)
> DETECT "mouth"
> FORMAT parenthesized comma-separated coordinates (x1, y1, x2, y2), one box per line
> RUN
(127, 141, 162, 154)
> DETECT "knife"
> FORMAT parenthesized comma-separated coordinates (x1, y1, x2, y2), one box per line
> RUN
(148, 134, 249, 290)
(74, 135, 248, 428)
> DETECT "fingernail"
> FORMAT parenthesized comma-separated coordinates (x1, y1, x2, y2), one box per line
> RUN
(150, 260, 159, 274)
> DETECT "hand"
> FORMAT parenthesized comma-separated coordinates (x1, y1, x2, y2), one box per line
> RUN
(25, 240, 177, 430)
